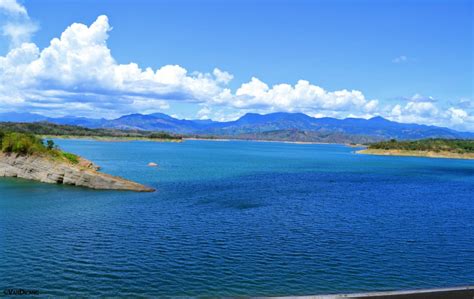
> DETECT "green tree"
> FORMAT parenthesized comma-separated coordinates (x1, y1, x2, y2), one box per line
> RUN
(46, 139, 55, 150)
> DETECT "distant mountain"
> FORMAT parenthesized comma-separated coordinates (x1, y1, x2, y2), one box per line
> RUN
(229, 129, 384, 144)
(0, 112, 48, 122)
(199, 113, 474, 140)
(1, 111, 473, 140)
(46, 116, 107, 128)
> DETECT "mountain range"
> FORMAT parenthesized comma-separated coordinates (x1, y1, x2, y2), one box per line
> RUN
(0, 111, 473, 141)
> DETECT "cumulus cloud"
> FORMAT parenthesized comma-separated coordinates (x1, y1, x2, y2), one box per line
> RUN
(0, 14, 381, 118)
(212, 68, 233, 84)
(0, 15, 233, 116)
(197, 106, 212, 120)
(220, 77, 379, 116)
(0, 9, 472, 131)
(387, 94, 474, 131)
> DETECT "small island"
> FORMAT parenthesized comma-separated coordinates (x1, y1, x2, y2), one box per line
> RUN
(358, 138, 474, 160)
(0, 131, 155, 191)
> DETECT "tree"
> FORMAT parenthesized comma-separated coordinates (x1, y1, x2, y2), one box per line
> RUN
(46, 139, 55, 150)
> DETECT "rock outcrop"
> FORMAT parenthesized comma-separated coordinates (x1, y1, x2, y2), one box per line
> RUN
(0, 152, 155, 192)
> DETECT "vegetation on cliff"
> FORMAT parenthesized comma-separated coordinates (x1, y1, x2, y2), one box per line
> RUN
(0, 130, 79, 164)
(0, 128, 155, 191)
(368, 138, 474, 154)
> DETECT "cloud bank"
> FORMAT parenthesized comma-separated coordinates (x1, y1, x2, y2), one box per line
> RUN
(0, 6, 472, 131)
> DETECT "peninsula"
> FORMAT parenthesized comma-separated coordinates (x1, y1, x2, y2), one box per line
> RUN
(0, 131, 154, 191)
(0, 122, 183, 142)
(358, 138, 474, 160)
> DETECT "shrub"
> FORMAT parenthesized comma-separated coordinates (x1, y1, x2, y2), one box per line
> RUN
(1, 132, 46, 155)
(0, 131, 82, 164)
(46, 139, 55, 150)
(368, 138, 474, 154)
(149, 132, 182, 140)
(61, 152, 79, 164)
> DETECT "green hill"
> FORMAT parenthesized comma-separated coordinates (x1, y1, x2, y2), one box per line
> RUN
(358, 138, 474, 160)
(368, 139, 474, 154)
(0, 130, 80, 164)
(0, 122, 182, 141)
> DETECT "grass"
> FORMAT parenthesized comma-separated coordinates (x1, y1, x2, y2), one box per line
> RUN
(60, 152, 80, 164)
(1, 131, 47, 155)
(367, 138, 474, 154)
(0, 130, 81, 164)
(359, 138, 474, 160)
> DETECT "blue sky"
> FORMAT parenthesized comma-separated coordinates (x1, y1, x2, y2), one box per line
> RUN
(0, 0, 473, 130)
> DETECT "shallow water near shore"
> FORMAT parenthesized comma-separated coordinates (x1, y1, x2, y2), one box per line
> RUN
(1, 139, 473, 296)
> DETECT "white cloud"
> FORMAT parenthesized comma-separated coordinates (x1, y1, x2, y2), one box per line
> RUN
(213, 68, 233, 84)
(456, 98, 474, 110)
(446, 107, 474, 128)
(0, 15, 232, 117)
(0, 0, 38, 48)
(0, 15, 381, 119)
(0, 0, 27, 15)
(2, 21, 38, 48)
(392, 55, 408, 63)
(405, 101, 439, 117)
(408, 93, 436, 103)
(386, 95, 474, 131)
(230, 78, 378, 114)
(197, 106, 211, 120)
(0, 10, 472, 132)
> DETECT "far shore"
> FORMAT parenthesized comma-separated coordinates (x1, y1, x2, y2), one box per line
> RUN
(184, 137, 365, 147)
(39, 135, 183, 143)
(357, 148, 474, 160)
(41, 135, 366, 147)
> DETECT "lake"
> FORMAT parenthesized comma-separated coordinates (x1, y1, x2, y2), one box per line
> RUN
(1, 139, 473, 296)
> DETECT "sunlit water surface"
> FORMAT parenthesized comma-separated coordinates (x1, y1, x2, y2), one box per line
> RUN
(1, 139, 473, 296)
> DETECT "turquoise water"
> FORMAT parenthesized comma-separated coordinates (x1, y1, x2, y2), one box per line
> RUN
(1, 139, 473, 296)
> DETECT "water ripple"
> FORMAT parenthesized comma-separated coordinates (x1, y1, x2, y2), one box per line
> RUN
(1, 140, 473, 296)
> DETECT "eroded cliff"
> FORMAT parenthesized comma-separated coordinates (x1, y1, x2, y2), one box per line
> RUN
(0, 152, 154, 192)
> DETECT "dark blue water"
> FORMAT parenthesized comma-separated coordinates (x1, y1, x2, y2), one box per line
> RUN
(1, 140, 473, 296)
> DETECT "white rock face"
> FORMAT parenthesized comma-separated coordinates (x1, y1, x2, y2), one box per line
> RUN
(0, 152, 154, 192)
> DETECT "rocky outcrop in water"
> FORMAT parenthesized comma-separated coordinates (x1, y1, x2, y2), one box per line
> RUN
(0, 152, 154, 192)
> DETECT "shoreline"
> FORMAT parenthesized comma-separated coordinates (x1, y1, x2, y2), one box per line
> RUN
(41, 135, 365, 147)
(357, 148, 474, 160)
(183, 137, 364, 147)
(0, 152, 155, 192)
(39, 134, 183, 143)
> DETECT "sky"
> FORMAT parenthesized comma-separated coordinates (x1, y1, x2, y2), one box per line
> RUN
(0, 0, 473, 131)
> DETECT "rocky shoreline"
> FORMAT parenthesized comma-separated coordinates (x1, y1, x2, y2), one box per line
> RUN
(0, 152, 154, 192)
(357, 148, 474, 160)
